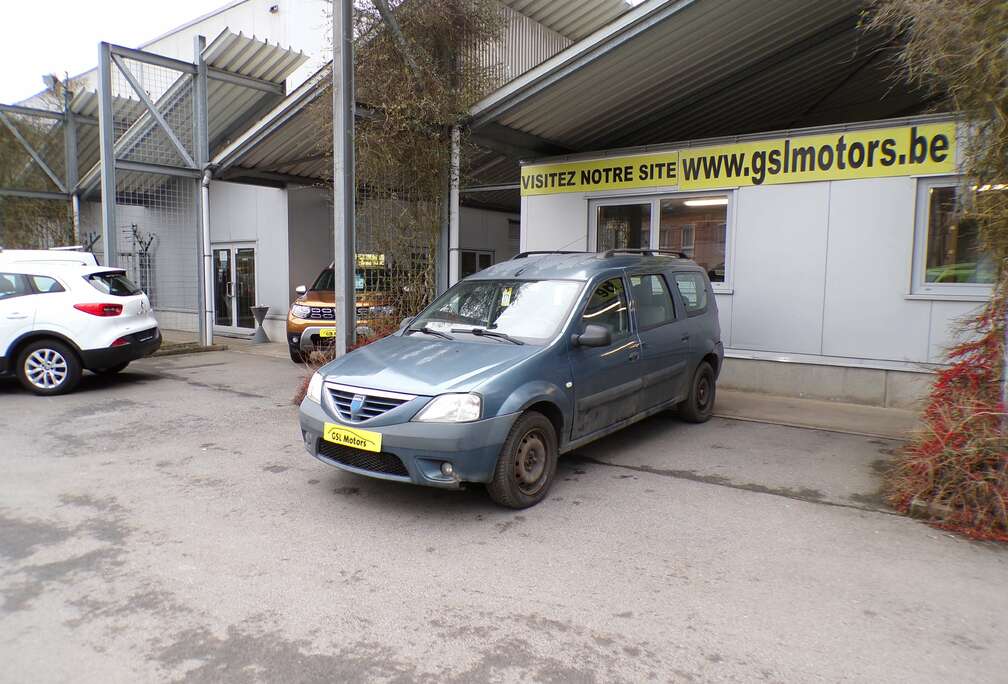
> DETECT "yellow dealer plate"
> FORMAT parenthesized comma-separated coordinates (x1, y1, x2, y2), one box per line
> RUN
(323, 423, 382, 453)
(319, 328, 338, 338)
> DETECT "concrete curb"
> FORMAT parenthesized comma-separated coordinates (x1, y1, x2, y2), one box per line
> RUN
(152, 343, 229, 358)
(713, 412, 910, 441)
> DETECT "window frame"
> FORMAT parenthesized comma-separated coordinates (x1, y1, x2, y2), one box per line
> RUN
(671, 271, 710, 317)
(911, 175, 994, 299)
(578, 275, 632, 341)
(0, 273, 32, 301)
(28, 274, 66, 294)
(588, 190, 735, 294)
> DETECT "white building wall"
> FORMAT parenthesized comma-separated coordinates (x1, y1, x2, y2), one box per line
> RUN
(459, 207, 520, 263)
(287, 185, 334, 300)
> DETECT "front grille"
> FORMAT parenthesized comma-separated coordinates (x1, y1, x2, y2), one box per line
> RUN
(317, 440, 409, 477)
(308, 306, 335, 320)
(327, 385, 414, 423)
(356, 306, 369, 318)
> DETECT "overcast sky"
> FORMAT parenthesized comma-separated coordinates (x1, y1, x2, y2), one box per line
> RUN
(0, 0, 225, 103)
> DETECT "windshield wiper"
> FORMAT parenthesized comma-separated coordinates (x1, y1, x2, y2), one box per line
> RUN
(406, 326, 455, 341)
(450, 327, 525, 345)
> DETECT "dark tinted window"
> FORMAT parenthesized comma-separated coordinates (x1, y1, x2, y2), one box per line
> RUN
(673, 272, 708, 314)
(313, 268, 389, 292)
(581, 278, 630, 340)
(0, 273, 30, 300)
(86, 271, 141, 296)
(29, 275, 65, 293)
(630, 274, 676, 329)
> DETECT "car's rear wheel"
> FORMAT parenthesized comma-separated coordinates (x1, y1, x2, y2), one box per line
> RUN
(679, 361, 716, 423)
(95, 362, 129, 375)
(487, 411, 558, 509)
(17, 340, 82, 396)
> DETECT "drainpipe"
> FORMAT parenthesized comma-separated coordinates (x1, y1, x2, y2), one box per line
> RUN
(201, 169, 214, 346)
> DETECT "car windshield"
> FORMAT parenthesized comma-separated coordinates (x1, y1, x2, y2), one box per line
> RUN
(410, 279, 584, 344)
(312, 268, 389, 292)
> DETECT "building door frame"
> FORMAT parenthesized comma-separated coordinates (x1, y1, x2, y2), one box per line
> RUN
(212, 242, 258, 335)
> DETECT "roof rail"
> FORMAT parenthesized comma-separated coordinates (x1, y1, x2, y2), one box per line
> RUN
(599, 248, 690, 259)
(511, 250, 587, 260)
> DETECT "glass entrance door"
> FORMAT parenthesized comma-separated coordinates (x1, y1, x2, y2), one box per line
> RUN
(213, 245, 256, 332)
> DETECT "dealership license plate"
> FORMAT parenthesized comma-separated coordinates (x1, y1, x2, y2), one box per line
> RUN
(323, 423, 382, 453)
(318, 328, 338, 338)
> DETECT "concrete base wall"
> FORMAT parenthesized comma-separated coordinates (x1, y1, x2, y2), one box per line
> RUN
(718, 357, 933, 409)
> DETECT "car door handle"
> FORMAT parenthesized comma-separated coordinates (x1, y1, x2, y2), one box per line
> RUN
(628, 351, 640, 362)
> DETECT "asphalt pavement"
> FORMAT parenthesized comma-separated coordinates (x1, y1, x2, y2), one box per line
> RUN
(1, 350, 1005, 683)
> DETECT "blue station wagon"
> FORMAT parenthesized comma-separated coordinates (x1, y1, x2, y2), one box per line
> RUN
(298, 250, 723, 508)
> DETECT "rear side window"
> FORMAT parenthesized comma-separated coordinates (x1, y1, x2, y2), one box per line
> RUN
(581, 277, 630, 340)
(673, 272, 708, 314)
(629, 274, 677, 330)
(0, 273, 30, 300)
(29, 275, 65, 293)
(85, 272, 141, 296)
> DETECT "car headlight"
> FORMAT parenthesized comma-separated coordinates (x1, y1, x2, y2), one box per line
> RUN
(368, 305, 395, 316)
(305, 372, 324, 403)
(414, 393, 481, 422)
(291, 303, 311, 319)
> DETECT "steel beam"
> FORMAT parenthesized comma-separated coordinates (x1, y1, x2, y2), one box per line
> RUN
(332, 0, 356, 354)
(108, 44, 196, 74)
(448, 126, 461, 286)
(115, 160, 202, 178)
(207, 68, 285, 96)
(111, 54, 197, 169)
(98, 42, 119, 267)
(460, 183, 520, 193)
(0, 111, 67, 193)
(0, 104, 64, 121)
(0, 188, 70, 200)
(194, 35, 212, 347)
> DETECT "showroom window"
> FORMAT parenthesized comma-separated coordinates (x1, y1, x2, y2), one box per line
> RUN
(591, 193, 732, 291)
(912, 177, 998, 297)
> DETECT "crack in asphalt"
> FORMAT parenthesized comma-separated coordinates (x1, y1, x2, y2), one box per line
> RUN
(569, 455, 899, 517)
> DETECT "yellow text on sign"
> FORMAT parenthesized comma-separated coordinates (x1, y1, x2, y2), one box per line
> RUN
(319, 328, 338, 338)
(323, 423, 382, 453)
(521, 152, 679, 196)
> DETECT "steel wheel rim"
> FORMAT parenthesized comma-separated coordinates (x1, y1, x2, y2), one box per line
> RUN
(25, 348, 68, 389)
(514, 429, 548, 496)
(697, 375, 711, 411)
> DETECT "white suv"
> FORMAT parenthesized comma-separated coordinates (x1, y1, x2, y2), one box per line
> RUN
(0, 263, 161, 395)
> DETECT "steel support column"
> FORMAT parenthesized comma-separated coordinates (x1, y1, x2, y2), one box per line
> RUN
(194, 35, 212, 347)
(448, 126, 461, 286)
(97, 42, 118, 267)
(332, 0, 356, 355)
(63, 78, 79, 243)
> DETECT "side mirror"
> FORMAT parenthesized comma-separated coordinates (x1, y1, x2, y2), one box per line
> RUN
(572, 323, 612, 348)
(399, 316, 414, 330)
(295, 285, 307, 296)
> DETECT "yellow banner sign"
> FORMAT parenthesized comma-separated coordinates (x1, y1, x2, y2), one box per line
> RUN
(521, 123, 957, 196)
(323, 422, 382, 453)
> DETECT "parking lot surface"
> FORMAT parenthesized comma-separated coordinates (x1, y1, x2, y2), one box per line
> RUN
(2, 350, 1006, 683)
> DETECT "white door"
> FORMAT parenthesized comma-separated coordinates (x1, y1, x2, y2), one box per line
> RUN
(212, 245, 257, 333)
(0, 273, 37, 362)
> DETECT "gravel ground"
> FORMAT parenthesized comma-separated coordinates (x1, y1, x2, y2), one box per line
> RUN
(1, 350, 1006, 683)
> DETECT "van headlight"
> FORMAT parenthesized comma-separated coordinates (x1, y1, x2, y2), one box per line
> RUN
(305, 372, 324, 403)
(291, 303, 311, 319)
(414, 393, 481, 422)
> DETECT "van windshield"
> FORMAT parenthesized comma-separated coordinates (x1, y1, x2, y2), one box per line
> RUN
(410, 279, 584, 344)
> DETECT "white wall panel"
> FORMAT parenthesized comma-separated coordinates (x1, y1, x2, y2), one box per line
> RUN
(713, 292, 732, 347)
(821, 177, 931, 362)
(928, 299, 984, 363)
(730, 183, 829, 354)
(522, 193, 588, 253)
(460, 207, 520, 263)
(287, 186, 335, 301)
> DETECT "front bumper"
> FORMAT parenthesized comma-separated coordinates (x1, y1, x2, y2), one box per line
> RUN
(79, 327, 161, 370)
(298, 398, 519, 489)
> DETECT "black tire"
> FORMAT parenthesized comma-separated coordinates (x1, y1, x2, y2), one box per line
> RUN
(487, 411, 558, 509)
(679, 361, 716, 423)
(16, 339, 82, 396)
(95, 362, 129, 375)
(289, 347, 305, 364)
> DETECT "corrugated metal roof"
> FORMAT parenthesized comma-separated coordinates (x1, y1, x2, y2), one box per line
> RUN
(471, 0, 931, 157)
(498, 0, 635, 41)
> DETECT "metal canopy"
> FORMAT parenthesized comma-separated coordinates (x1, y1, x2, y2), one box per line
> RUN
(469, 0, 932, 158)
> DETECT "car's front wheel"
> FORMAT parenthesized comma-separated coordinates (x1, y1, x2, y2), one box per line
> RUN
(679, 361, 716, 423)
(487, 411, 558, 509)
(17, 339, 82, 396)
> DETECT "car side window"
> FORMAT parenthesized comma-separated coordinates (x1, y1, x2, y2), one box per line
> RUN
(0, 273, 30, 301)
(29, 275, 65, 294)
(629, 274, 677, 330)
(581, 277, 629, 340)
(673, 272, 708, 315)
